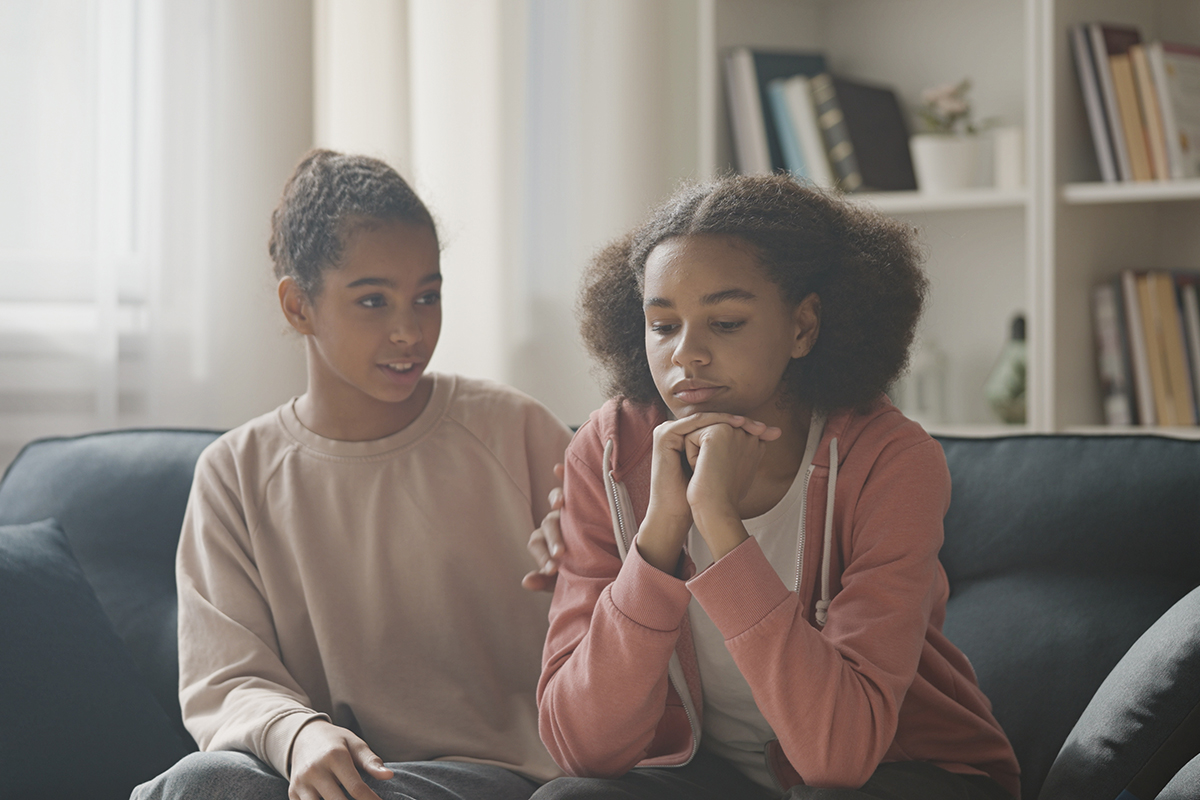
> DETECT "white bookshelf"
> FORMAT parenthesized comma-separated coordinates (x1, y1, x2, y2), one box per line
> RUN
(680, 0, 1200, 435)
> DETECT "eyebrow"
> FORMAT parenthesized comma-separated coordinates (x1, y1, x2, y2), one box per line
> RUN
(345, 272, 443, 289)
(644, 288, 757, 308)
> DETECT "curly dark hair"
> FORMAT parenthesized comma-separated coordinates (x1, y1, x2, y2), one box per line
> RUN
(268, 149, 438, 298)
(578, 174, 928, 413)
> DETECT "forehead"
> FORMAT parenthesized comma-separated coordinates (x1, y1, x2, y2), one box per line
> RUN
(643, 234, 772, 293)
(336, 219, 440, 280)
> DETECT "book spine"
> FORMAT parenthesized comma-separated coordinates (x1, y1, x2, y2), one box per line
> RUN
(780, 76, 836, 188)
(1157, 271, 1197, 424)
(1122, 269, 1156, 425)
(1180, 279, 1200, 420)
(1071, 24, 1119, 182)
(767, 80, 809, 180)
(1148, 42, 1186, 179)
(724, 48, 772, 176)
(1130, 44, 1170, 180)
(1110, 52, 1154, 181)
(809, 73, 863, 192)
(1092, 281, 1134, 425)
(1090, 23, 1134, 181)
(1140, 272, 1176, 425)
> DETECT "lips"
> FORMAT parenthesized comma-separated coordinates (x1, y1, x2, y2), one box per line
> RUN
(671, 379, 724, 405)
(378, 358, 425, 386)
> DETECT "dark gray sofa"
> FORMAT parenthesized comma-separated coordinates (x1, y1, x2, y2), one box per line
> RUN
(0, 429, 1198, 800)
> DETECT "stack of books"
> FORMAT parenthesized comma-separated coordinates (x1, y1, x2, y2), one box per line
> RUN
(724, 47, 917, 193)
(1092, 270, 1200, 426)
(1071, 22, 1200, 182)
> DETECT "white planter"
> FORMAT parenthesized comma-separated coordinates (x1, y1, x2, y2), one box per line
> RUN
(910, 134, 983, 192)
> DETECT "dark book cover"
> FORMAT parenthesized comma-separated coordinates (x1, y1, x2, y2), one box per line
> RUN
(809, 73, 863, 192)
(747, 51, 829, 171)
(831, 75, 917, 191)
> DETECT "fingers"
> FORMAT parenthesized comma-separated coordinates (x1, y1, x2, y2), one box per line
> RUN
(521, 570, 558, 592)
(664, 412, 781, 442)
(523, 504, 564, 593)
(350, 742, 393, 783)
(526, 513, 562, 572)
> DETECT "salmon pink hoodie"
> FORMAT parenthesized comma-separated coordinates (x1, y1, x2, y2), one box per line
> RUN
(537, 395, 1019, 797)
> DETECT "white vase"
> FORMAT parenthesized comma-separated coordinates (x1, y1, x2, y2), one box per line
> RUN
(910, 133, 983, 192)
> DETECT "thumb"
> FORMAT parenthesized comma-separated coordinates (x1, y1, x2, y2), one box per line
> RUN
(351, 742, 393, 779)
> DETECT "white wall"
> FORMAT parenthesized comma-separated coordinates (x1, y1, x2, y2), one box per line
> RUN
(151, 0, 311, 429)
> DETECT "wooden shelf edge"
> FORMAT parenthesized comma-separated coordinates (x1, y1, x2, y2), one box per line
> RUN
(1061, 178, 1200, 205)
(847, 188, 1028, 214)
(1062, 425, 1200, 439)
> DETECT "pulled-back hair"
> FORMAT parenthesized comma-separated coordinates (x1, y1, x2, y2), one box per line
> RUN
(269, 149, 438, 297)
(578, 174, 928, 413)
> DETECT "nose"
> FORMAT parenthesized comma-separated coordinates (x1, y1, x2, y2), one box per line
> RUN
(672, 323, 710, 368)
(389, 310, 422, 345)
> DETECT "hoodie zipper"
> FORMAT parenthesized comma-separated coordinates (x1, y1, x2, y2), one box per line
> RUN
(603, 439, 701, 766)
(794, 464, 815, 592)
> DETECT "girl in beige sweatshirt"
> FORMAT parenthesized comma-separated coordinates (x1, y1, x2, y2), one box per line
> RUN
(132, 150, 571, 800)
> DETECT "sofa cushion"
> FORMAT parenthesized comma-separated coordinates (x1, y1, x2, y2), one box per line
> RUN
(936, 434, 1200, 800)
(0, 428, 220, 747)
(1158, 753, 1200, 800)
(0, 518, 190, 800)
(1036, 586, 1200, 800)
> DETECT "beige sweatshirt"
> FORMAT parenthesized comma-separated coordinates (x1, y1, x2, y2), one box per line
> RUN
(176, 373, 572, 782)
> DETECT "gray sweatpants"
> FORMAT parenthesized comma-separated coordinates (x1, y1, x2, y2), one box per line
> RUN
(130, 750, 541, 800)
(529, 750, 1014, 800)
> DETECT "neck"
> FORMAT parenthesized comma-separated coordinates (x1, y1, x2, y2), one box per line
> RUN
(296, 349, 434, 441)
(759, 401, 811, 480)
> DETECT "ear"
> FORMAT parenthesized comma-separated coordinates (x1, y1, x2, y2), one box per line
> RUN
(278, 276, 316, 335)
(791, 293, 821, 359)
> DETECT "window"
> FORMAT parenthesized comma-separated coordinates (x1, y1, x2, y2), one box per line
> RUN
(0, 0, 157, 467)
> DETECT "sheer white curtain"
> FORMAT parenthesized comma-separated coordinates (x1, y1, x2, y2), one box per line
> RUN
(0, 0, 312, 469)
(0, 0, 701, 469)
(318, 0, 700, 427)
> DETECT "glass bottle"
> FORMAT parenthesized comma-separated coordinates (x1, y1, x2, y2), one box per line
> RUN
(985, 313, 1027, 424)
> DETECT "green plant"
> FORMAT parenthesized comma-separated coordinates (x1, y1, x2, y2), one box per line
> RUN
(917, 78, 981, 135)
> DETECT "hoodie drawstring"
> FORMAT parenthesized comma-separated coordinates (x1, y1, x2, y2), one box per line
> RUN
(814, 437, 837, 627)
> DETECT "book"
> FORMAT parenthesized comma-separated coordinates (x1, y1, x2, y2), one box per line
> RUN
(768, 75, 836, 188)
(1178, 274, 1200, 420)
(1156, 270, 1197, 424)
(1071, 23, 1119, 182)
(1136, 272, 1173, 424)
(1110, 51, 1155, 180)
(1147, 41, 1200, 179)
(724, 48, 828, 175)
(1089, 22, 1143, 181)
(809, 73, 863, 192)
(830, 75, 917, 192)
(1092, 279, 1136, 425)
(1122, 269, 1157, 425)
(1130, 44, 1171, 180)
(767, 79, 809, 180)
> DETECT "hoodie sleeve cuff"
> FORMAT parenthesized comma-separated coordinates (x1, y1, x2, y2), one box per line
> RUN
(686, 536, 793, 638)
(607, 538, 693, 632)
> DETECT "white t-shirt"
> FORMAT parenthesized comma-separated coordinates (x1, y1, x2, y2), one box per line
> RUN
(686, 413, 826, 789)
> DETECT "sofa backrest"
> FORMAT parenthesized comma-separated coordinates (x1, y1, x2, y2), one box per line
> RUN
(0, 428, 221, 751)
(3, 429, 1198, 799)
(936, 434, 1200, 800)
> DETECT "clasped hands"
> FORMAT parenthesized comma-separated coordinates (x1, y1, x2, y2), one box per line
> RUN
(523, 413, 781, 585)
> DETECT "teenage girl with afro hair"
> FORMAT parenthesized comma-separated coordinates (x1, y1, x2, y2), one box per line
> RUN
(528, 174, 1020, 800)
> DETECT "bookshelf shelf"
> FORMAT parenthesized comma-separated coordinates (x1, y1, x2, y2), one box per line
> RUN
(1062, 178, 1200, 204)
(691, 0, 1200, 434)
(1063, 425, 1200, 440)
(851, 188, 1028, 215)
